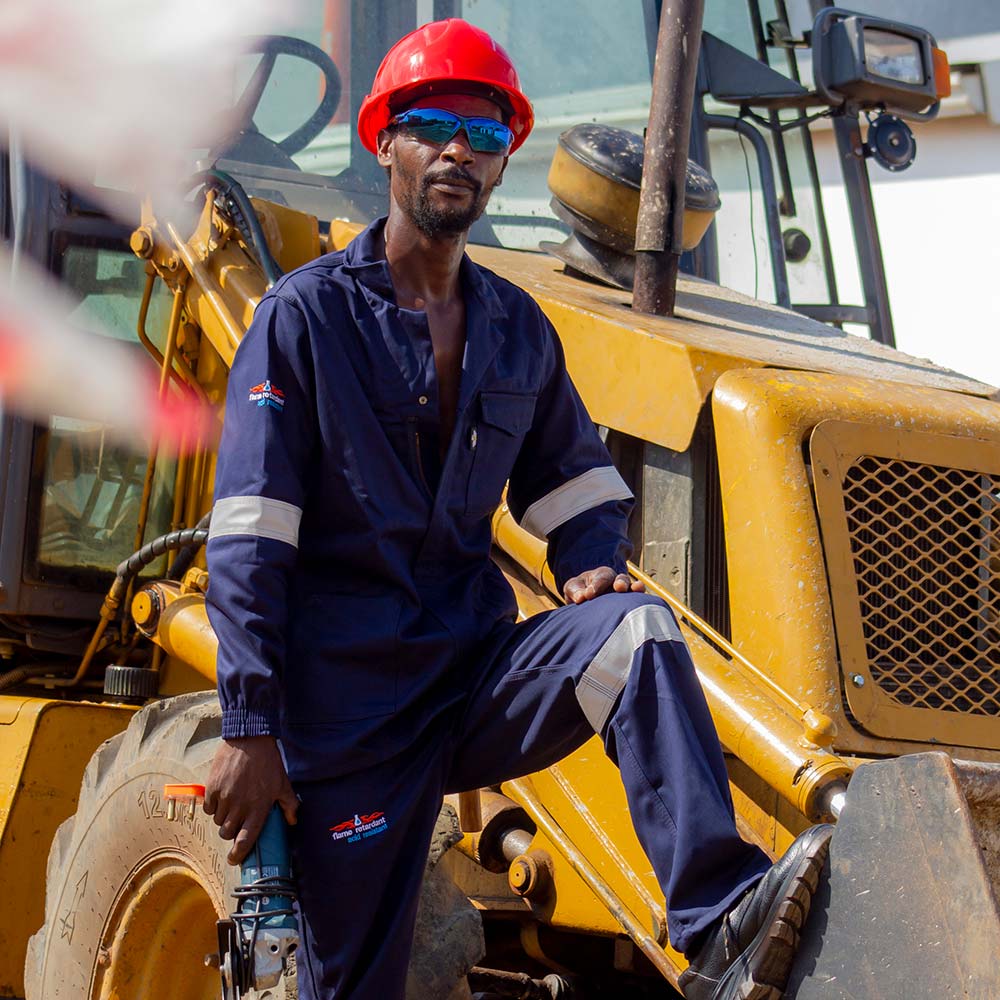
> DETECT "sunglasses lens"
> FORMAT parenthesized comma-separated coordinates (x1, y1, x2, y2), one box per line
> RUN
(399, 109, 462, 144)
(394, 109, 513, 153)
(466, 119, 514, 153)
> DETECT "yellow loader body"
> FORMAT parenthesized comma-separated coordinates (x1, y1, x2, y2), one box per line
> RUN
(4, 188, 1000, 997)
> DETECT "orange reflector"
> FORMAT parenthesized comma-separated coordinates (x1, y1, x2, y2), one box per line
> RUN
(163, 783, 206, 800)
(933, 47, 951, 99)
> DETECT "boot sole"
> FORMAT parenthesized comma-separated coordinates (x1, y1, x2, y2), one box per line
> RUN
(711, 825, 833, 1000)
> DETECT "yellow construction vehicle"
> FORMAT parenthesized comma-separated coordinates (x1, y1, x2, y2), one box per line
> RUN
(2, 3, 999, 998)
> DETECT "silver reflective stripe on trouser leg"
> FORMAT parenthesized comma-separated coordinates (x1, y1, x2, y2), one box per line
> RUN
(208, 495, 303, 547)
(575, 603, 683, 734)
(520, 466, 634, 539)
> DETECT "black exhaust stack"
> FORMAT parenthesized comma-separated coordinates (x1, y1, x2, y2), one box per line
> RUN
(632, 0, 705, 317)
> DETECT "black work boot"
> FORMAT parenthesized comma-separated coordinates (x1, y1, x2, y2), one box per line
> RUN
(678, 824, 833, 1000)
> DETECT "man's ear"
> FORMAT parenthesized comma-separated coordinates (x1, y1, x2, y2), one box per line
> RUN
(376, 128, 394, 168)
(494, 155, 510, 188)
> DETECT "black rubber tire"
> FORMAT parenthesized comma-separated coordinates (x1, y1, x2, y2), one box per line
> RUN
(24, 692, 481, 999)
(24, 692, 292, 1000)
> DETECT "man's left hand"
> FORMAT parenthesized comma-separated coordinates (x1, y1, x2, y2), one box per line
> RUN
(563, 566, 645, 604)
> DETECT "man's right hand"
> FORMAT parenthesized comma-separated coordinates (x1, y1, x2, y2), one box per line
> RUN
(204, 735, 299, 865)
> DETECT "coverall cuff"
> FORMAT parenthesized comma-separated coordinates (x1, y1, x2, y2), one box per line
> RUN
(221, 706, 279, 740)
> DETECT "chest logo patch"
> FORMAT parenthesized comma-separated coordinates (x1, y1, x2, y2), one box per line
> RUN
(248, 379, 285, 411)
(329, 811, 390, 845)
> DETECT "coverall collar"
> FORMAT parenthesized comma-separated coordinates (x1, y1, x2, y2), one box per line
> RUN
(343, 217, 509, 414)
(342, 216, 508, 321)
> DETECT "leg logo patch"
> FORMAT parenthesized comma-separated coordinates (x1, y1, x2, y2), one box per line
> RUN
(329, 811, 389, 844)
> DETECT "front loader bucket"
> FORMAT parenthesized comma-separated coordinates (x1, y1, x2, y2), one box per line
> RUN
(788, 752, 1000, 999)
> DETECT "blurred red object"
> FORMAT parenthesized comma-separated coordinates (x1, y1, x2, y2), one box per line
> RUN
(0, 0, 291, 448)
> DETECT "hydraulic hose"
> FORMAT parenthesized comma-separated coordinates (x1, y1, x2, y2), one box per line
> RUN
(0, 665, 55, 693)
(190, 168, 284, 288)
(167, 511, 212, 581)
(70, 524, 210, 687)
(117, 526, 209, 583)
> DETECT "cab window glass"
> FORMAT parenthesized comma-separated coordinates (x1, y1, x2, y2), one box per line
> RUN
(29, 244, 175, 582)
(249, 2, 353, 177)
(456, 0, 655, 248)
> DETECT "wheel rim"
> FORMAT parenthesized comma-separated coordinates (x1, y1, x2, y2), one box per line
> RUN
(94, 855, 223, 1000)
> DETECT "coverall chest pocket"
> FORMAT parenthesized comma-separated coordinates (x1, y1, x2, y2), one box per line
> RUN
(465, 391, 536, 518)
(286, 592, 403, 724)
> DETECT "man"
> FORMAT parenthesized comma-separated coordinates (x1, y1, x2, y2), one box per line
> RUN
(203, 18, 830, 1000)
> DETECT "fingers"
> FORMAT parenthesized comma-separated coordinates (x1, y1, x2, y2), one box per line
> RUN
(203, 784, 218, 817)
(611, 574, 645, 593)
(204, 747, 225, 817)
(228, 806, 268, 866)
(587, 568, 616, 595)
(278, 786, 300, 826)
(210, 795, 241, 841)
(203, 736, 298, 863)
(216, 804, 242, 840)
(564, 567, 621, 603)
(567, 577, 600, 603)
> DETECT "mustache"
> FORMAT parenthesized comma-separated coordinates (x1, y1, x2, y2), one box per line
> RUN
(423, 167, 481, 195)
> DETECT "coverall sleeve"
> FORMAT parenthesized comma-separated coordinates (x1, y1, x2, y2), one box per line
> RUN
(506, 316, 635, 593)
(205, 294, 317, 740)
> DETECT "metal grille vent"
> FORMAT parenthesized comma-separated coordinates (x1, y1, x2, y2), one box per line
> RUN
(843, 455, 1000, 716)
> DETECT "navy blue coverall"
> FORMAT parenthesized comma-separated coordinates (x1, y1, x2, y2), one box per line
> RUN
(206, 218, 770, 999)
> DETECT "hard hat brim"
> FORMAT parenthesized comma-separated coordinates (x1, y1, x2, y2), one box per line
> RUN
(358, 77, 533, 156)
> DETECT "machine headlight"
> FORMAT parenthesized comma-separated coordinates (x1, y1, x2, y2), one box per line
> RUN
(811, 9, 946, 116)
(863, 29, 924, 86)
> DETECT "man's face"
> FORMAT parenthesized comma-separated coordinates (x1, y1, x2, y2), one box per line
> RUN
(377, 93, 508, 238)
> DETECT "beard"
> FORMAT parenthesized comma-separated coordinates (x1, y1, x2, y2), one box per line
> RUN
(395, 159, 494, 237)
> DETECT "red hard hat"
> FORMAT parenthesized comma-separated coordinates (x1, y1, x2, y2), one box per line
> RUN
(357, 19, 534, 156)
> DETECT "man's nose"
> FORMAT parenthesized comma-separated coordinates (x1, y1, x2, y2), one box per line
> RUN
(441, 131, 475, 165)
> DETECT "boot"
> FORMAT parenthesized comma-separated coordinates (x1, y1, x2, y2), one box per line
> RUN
(678, 824, 833, 1000)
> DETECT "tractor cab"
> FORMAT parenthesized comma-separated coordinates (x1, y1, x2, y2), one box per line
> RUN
(0, 0, 954, 678)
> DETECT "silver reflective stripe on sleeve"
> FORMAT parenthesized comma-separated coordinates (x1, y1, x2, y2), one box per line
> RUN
(576, 603, 682, 733)
(208, 496, 303, 548)
(520, 466, 633, 539)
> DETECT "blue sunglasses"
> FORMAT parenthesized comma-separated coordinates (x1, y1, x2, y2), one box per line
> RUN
(389, 108, 514, 154)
